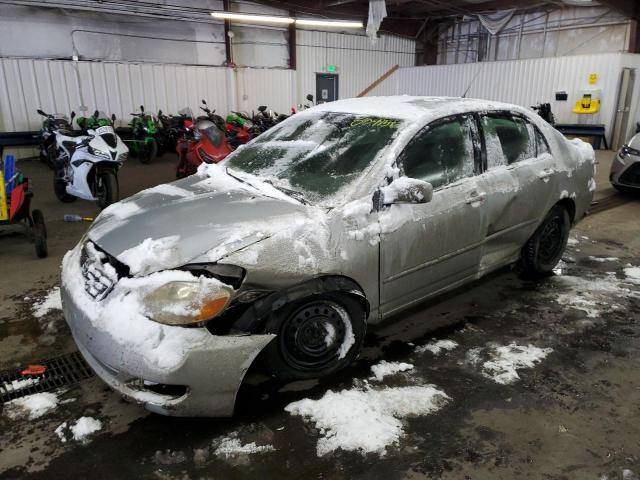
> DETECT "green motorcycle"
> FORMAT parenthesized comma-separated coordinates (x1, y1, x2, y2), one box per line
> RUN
(76, 110, 116, 132)
(127, 105, 158, 164)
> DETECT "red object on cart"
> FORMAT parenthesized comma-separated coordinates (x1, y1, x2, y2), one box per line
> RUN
(9, 182, 26, 220)
(20, 365, 48, 376)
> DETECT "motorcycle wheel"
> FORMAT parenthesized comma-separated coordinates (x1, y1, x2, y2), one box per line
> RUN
(139, 138, 158, 164)
(32, 209, 48, 259)
(53, 175, 76, 203)
(95, 170, 119, 209)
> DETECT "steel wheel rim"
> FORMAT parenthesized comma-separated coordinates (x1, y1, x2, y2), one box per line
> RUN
(279, 301, 347, 371)
(538, 215, 563, 263)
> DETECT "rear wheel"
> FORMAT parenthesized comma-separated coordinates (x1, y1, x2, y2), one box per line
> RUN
(53, 174, 76, 203)
(95, 170, 119, 209)
(521, 205, 570, 276)
(31, 209, 48, 258)
(261, 293, 366, 381)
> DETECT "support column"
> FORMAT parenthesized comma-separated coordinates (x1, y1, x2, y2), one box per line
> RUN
(288, 12, 296, 70)
(629, 19, 640, 54)
(223, 0, 233, 67)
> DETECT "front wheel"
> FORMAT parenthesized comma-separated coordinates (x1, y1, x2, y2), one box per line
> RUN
(139, 138, 158, 164)
(521, 205, 570, 276)
(53, 175, 76, 203)
(95, 170, 119, 209)
(261, 293, 366, 382)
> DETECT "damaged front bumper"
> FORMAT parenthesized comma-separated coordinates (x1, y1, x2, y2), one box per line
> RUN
(61, 245, 274, 417)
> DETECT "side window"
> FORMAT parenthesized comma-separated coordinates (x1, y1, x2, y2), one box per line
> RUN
(400, 116, 475, 189)
(534, 127, 550, 156)
(481, 113, 535, 167)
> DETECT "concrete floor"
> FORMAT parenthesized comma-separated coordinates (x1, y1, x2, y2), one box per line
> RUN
(0, 150, 639, 479)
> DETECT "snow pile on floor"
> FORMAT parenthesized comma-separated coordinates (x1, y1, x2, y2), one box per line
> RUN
(286, 385, 450, 456)
(481, 343, 553, 385)
(32, 287, 62, 318)
(588, 256, 619, 263)
(370, 360, 414, 381)
(118, 235, 181, 276)
(416, 339, 459, 355)
(624, 267, 640, 285)
(56, 416, 103, 443)
(212, 433, 275, 459)
(3, 392, 59, 420)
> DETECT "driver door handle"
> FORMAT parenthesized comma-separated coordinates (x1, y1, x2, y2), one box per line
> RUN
(465, 191, 487, 204)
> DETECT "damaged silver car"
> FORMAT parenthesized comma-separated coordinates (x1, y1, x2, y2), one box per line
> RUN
(61, 96, 596, 417)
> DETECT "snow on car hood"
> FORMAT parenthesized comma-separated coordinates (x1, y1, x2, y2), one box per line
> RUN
(87, 165, 313, 276)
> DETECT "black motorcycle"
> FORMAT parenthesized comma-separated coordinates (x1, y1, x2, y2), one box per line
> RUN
(36, 109, 76, 169)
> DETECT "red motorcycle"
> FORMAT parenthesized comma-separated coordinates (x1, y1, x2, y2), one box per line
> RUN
(175, 111, 232, 179)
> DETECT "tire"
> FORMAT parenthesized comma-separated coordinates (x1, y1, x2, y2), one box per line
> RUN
(139, 138, 157, 164)
(261, 293, 366, 382)
(32, 209, 47, 238)
(33, 224, 48, 258)
(53, 175, 76, 203)
(95, 170, 119, 209)
(521, 204, 570, 276)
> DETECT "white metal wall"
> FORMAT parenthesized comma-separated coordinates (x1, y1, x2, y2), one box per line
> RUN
(296, 30, 415, 104)
(392, 52, 640, 141)
(234, 68, 294, 115)
(0, 58, 231, 131)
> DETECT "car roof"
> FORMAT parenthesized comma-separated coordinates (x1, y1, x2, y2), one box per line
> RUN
(310, 95, 528, 124)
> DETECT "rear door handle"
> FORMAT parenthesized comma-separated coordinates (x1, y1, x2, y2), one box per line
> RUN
(465, 191, 487, 204)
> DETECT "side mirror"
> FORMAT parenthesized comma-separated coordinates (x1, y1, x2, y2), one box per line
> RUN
(37, 109, 45, 116)
(140, 105, 145, 112)
(202, 99, 207, 105)
(93, 110, 99, 118)
(71, 111, 76, 120)
(111, 113, 116, 121)
(158, 109, 163, 116)
(258, 105, 267, 112)
(306, 94, 314, 102)
(374, 178, 433, 210)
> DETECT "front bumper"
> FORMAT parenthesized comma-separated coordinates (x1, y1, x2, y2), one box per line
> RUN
(61, 244, 274, 417)
(610, 153, 640, 189)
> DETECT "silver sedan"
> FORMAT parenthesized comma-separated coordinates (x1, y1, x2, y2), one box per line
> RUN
(61, 96, 596, 417)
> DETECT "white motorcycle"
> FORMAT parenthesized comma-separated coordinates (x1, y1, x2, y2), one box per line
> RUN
(52, 111, 128, 209)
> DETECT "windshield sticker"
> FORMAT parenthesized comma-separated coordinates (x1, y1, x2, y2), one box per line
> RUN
(350, 118, 400, 129)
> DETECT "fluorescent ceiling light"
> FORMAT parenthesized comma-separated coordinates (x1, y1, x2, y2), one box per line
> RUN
(295, 19, 363, 28)
(211, 12, 294, 24)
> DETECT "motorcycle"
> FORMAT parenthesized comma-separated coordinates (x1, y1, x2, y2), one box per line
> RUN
(51, 110, 128, 209)
(157, 109, 183, 155)
(175, 108, 232, 179)
(127, 105, 159, 164)
(36, 109, 76, 170)
(225, 111, 256, 148)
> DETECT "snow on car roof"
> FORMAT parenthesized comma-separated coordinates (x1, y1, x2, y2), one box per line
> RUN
(310, 95, 527, 123)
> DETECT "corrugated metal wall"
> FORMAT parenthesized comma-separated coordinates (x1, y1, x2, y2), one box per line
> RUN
(0, 58, 230, 131)
(392, 52, 640, 141)
(296, 30, 415, 104)
(0, 31, 414, 132)
(234, 68, 294, 116)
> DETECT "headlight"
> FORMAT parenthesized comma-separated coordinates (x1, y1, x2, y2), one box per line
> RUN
(143, 278, 233, 326)
(619, 145, 640, 158)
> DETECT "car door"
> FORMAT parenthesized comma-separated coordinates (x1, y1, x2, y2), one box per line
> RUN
(475, 112, 558, 272)
(379, 114, 486, 317)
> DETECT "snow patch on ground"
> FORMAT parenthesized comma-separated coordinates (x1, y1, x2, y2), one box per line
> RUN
(32, 287, 62, 318)
(286, 385, 449, 456)
(416, 339, 459, 355)
(118, 235, 181, 276)
(56, 416, 103, 443)
(213, 433, 275, 459)
(3, 392, 59, 420)
(588, 256, 619, 263)
(554, 273, 639, 318)
(624, 267, 640, 285)
(370, 360, 414, 381)
(481, 343, 553, 385)
(0, 377, 40, 395)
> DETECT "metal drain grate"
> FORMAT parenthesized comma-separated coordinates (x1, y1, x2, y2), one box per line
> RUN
(0, 351, 94, 403)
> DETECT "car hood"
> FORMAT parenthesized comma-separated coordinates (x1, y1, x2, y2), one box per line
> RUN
(87, 169, 313, 276)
